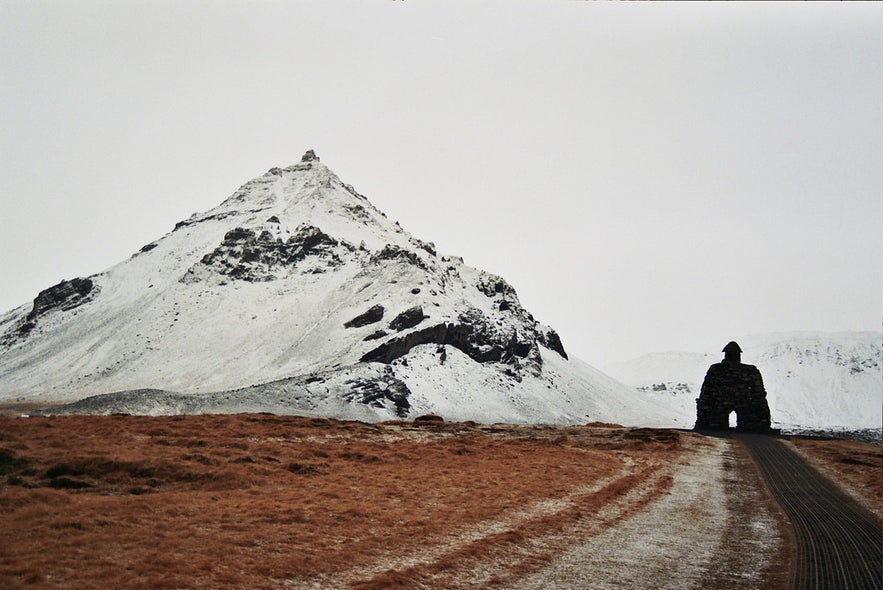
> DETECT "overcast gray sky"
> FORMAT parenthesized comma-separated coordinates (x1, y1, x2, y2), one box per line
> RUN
(1, 1, 880, 366)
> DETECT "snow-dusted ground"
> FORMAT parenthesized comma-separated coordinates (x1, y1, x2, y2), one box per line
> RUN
(396, 346, 683, 427)
(512, 435, 786, 590)
(604, 331, 882, 431)
(31, 347, 681, 428)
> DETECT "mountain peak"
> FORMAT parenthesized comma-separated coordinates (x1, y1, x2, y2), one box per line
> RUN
(0, 154, 685, 427)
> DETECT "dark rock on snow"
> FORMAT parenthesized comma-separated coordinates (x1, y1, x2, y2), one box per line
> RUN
(363, 330, 388, 342)
(26, 278, 95, 323)
(345, 305, 385, 328)
(371, 244, 427, 270)
(191, 224, 348, 282)
(362, 321, 533, 366)
(389, 306, 427, 332)
(538, 327, 568, 360)
(344, 372, 410, 417)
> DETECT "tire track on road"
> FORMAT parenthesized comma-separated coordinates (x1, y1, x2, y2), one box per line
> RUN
(739, 434, 881, 590)
(511, 434, 786, 590)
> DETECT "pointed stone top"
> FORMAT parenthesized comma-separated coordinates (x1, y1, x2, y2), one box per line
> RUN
(722, 341, 742, 354)
(301, 149, 320, 163)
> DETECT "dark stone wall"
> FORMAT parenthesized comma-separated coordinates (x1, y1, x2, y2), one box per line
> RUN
(695, 360, 773, 433)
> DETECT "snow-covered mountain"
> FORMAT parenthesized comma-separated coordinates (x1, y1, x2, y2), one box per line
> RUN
(0, 151, 680, 426)
(603, 332, 882, 431)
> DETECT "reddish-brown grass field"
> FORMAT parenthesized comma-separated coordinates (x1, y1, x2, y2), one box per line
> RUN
(789, 437, 882, 520)
(0, 414, 878, 589)
(0, 415, 678, 589)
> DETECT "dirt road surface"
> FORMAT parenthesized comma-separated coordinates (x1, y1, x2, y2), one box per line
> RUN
(740, 434, 882, 590)
(509, 434, 792, 590)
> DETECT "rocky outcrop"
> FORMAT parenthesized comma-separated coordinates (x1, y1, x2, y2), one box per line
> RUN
(342, 371, 410, 417)
(389, 306, 427, 332)
(538, 326, 568, 360)
(370, 244, 427, 271)
(9, 277, 98, 339)
(409, 238, 437, 257)
(359, 300, 570, 380)
(184, 224, 353, 282)
(362, 323, 478, 364)
(341, 203, 373, 224)
(344, 305, 385, 328)
(361, 319, 536, 367)
(476, 273, 517, 299)
(363, 330, 388, 342)
(27, 278, 95, 322)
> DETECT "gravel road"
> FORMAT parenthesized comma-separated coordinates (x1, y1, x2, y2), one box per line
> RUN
(511, 435, 788, 589)
(739, 434, 882, 590)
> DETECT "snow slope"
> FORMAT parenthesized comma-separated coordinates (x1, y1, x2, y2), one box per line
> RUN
(603, 332, 882, 430)
(0, 151, 679, 426)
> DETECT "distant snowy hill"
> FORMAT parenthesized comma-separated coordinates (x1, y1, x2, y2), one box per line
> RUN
(0, 151, 679, 426)
(604, 332, 882, 430)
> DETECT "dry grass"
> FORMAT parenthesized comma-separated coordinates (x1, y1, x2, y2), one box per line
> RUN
(788, 437, 882, 521)
(0, 414, 684, 589)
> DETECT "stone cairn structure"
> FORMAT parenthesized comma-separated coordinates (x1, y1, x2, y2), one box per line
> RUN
(695, 341, 773, 433)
